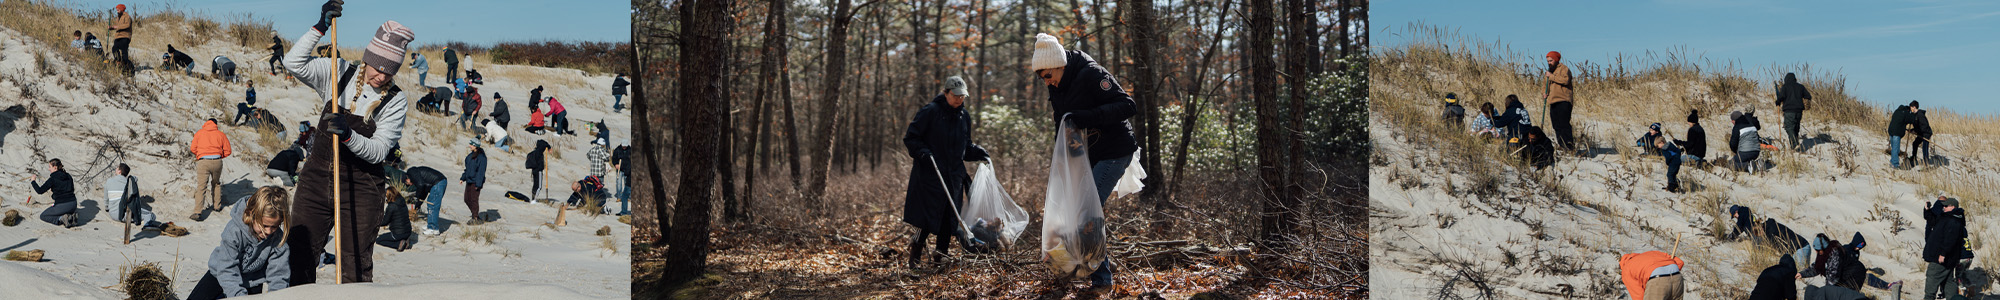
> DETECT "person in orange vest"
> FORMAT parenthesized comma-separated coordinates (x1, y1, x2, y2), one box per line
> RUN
(1619, 250, 1685, 300)
(190, 119, 233, 221)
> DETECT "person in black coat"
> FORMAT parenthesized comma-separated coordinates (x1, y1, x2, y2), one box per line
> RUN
(612, 74, 631, 112)
(266, 148, 305, 187)
(1032, 33, 1138, 287)
(1888, 101, 1918, 168)
(1678, 110, 1707, 164)
(30, 159, 80, 227)
(1496, 95, 1531, 142)
(1910, 108, 1934, 166)
(1775, 72, 1812, 152)
(526, 140, 552, 202)
(490, 94, 511, 128)
(901, 76, 990, 269)
(1521, 126, 1555, 170)
(1923, 197, 1966, 299)
(1747, 254, 1799, 300)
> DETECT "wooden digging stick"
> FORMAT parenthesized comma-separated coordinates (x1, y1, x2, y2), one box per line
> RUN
(329, 17, 344, 285)
(552, 171, 566, 226)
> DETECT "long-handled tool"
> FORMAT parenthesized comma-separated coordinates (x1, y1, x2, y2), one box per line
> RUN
(328, 15, 344, 285)
(926, 156, 977, 242)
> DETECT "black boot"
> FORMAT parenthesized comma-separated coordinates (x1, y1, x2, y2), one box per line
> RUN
(907, 233, 927, 270)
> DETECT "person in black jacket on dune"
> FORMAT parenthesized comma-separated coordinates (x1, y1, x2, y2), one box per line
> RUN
(29, 159, 80, 227)
(1678, 109, 1707, 165)
(1749, 254, 1799, 300)
(1923, 197, 1967, 299)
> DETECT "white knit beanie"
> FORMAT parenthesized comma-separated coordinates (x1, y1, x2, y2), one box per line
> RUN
(1031, 33, 1067, 70)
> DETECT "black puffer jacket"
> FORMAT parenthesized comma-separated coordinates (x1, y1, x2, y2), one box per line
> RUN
(526, 140, 551, 171)
(1912, 110, 1933, 138)
(1888, 105, 1913, 137)
(1748, 255, 1800, 300)
(1046, 50, 1138, 163)
(902, 94, 990, 234)
(1682, 123, 1706, 160)
(1925, 208, 1967, 267)
(1775, 73, 1812, 112)
(490, 98, 511, 127)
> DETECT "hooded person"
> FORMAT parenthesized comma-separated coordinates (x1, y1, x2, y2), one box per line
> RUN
(1618, 251, 1686, 300)
(278, 2, 415, 283)
(1495, 95, 1531, 141)
(235, 81, 260, 126)
(187, 187, 292, 300)
(1031, 33, 1136, 288)
(1544, 51, 1576, 151)
(1748, 254, 1800, 300)
(1775, 73, 1813, 152)
(1521, 125, 1556, 169)
(526, 140, 552, 202)
(1441, 92, 1466, 124)
(191, 119, 233, 220)
(901, 75, 992, 269)
(163, 44, 196, 75)
(268, 35, 286, 75)
(1889, 101, 1919, 168)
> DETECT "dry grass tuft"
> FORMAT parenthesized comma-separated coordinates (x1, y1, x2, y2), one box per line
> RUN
(458, 224, 500, 245)
(121, 262, 176, 300)
(4, 249, 44, 262)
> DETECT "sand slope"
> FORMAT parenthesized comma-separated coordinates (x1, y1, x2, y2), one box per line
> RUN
(0, 24, 629, 298)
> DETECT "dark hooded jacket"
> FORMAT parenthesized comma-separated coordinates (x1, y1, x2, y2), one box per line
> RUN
(1681, 122, 1707, 160)
(526, 140, 551, 171)
(612, 77, 630, 96)
(902, 94, 991, 234)
(1731, 112, 1763, 153)
(1521, 125, 1555, 169)
(31, 169, 76, 204)
(1776, 73, 1812, 112)
(267, 148, 304, 174)
(1888, 105, 1914, 137)
(1925, 206, 1967, 267)
(461, 148, 487, 187)
(1912, 109, 1933, 138)
(1748, 255, 1800, 300)
(1046, 50, 1139, 163)
(1496, 100, 1530, 138)
(490, 98, 511, 127)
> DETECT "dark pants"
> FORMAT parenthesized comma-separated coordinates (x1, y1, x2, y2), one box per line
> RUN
(40, 201, 77, 226)
(613, 94, 625, 110)
(1783, 111, 1803, 151)
(552, 112, 570, 134)
(112, 38, 132, 75)
(464, 183, 482, 220)
(1736, 150, 1760, 171)
(446, 63, 459, 83)
(1089, 155, 1133, 286)
(1912, 136, 1934, 164)
(234, 103, 257, 125)
(1551, 101, 1575, 151)
(1666, 156, 1682, 191)
(909, 228, 953, 265)
(268, 55, 281, 75)
(188, 272, 263, 300)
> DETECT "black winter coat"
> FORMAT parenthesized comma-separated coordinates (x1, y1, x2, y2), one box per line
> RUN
(1748, 255, 1800, 300)
(612, 77, 630, 95)
(1682, 123, 1707, 159)
(1913, 110, 1933, 138)
(527, 140, 551, 171)
(491, 99, 511, 127)
(1925, 209, 1967, 267)
(1888, 105, 1913, 137)
(267, 148, 304, 174)
(1776, 73, 1812, 112)
(903, 94, 990, 234)
(1046, 50, 1139, 163)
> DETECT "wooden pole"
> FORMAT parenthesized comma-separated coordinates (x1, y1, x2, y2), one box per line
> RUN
(329, 17, 344, 285)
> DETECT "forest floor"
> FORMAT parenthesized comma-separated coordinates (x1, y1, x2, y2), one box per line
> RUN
(634, 160, 1363, 299)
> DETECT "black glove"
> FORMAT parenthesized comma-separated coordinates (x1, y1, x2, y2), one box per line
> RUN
(313, 0, 345, 33)
(965, 144, 991, 162)
(915, 148, 934, 161)
(322, 114, 352, 142)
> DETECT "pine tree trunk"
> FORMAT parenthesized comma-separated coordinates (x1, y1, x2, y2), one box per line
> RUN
(661, 0, 730, 288)
(1247, 0, 1294, 256)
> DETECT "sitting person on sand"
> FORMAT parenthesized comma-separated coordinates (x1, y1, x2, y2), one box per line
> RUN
(188, 186, 292, 299)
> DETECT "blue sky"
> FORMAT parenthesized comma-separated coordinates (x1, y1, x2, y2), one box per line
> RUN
(70, 0, 629, 47)
(1377, 0, 2000, 114)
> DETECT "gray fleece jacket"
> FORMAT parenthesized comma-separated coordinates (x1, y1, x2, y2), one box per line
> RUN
(282, 28, 409, 165)
(207, 200, 291, 297)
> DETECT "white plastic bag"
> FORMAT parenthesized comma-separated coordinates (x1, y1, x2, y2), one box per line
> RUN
(961, 162, 1029, 253)
(1110, 149, 1145, 199)
(1042, 119, 1107, 278)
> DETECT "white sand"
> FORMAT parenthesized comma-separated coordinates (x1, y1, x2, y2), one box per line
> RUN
(0, 24, 629, 298)
(1371, 84, 1995, 298)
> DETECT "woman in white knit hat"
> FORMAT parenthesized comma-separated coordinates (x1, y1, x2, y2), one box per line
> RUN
(278, 0, 416, 285)
(1029, 32, 1138, 289)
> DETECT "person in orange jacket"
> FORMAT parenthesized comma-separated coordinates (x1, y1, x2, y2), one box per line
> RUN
(191, 118, 233, 221)
(525, 106, 547, 134)
(1619, 250, 1685, 300)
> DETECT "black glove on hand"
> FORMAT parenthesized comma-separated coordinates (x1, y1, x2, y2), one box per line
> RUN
(966, 144, 991, 162)
(322, 114, 352, 142)
(916, 148, 934, 161)
(313, 0, 345, 33)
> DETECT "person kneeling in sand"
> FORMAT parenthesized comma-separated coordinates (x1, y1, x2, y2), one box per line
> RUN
(188, 186, 292, 299)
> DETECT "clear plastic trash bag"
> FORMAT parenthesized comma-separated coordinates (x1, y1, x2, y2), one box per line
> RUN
(1041, 119, 1107, 278)
(1110, 149, 1145, 199)
(959, 162, 1029, 254)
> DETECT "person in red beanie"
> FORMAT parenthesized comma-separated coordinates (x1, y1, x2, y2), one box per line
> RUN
(1544, 51, 1576, 152)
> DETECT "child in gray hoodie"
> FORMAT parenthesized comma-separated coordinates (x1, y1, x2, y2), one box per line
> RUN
(188, 186, 292, 299)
